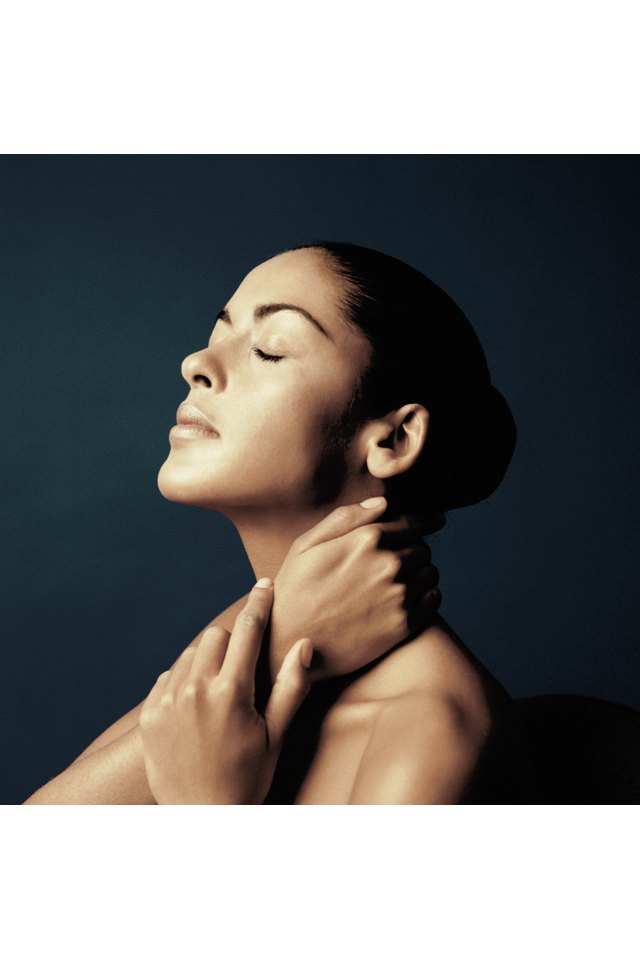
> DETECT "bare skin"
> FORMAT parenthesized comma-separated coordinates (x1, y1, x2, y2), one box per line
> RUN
(139, 581, 513, 805)
(22, 501, 442, 803)
(155, 247, 515, 802)
(24, 247, 519, 804)
(280, 615, 516, 804)
(29, 598, 510, 805)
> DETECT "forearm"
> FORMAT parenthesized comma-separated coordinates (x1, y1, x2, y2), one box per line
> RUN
(22, 724, 154, 804)
(23, 594, 255, 802)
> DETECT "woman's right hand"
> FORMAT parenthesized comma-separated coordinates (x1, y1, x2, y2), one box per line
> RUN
(269, 496, 441, 683)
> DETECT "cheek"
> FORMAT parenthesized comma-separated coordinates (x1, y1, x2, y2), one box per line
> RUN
(237, 379, 341, 457)
(158, 375, 355, 508)
(253, 389, 354, 505)
(238, 403, 328, 482)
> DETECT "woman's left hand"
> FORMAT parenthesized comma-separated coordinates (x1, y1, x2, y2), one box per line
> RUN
(139, 579, 313, 804)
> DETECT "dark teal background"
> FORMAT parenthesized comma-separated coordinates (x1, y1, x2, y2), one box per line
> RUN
(3, 155, 639, 804)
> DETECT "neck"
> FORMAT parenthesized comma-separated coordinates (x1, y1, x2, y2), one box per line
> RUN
(225, 503, 340, 580)
(223, 488, 385, 706)
(225, 471, 382, 578)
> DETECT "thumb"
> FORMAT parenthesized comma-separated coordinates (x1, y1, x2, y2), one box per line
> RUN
(264, 639, 314, 749)
(295, 496, 387, 551)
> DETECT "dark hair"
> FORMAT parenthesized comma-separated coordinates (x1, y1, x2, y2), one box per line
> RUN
(282, 240, 517, 534)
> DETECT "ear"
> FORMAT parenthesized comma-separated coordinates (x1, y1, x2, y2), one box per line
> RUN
(360, 404, 430, 480)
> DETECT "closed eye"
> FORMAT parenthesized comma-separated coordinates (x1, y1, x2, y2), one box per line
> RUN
(252, 347, 284, 363)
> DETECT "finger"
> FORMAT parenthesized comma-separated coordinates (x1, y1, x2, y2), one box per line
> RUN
(264, 638, 313, 749)
(187, 625, 230, 682)
(294, 497, 388, 551)
(406, 587, 442, 635)
(219, 578, 274, 688)
(163, 646, 197, 696)
(376, 516, 432, 549)
(394, 542, 434, 579)
(404, 564, 441, 605)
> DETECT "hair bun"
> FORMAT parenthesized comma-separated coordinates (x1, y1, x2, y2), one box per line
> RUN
(427, 383, 517, 510)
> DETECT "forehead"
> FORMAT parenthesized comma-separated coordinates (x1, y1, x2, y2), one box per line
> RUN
(228, 248, 364, 348)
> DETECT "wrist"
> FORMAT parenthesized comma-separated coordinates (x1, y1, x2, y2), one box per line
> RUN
(268, 629, 323, 687)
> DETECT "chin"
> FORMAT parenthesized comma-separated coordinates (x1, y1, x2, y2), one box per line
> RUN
(156, 462, 249, 513)
(156, 460, 213, 506)
(156, 450, 323, 514)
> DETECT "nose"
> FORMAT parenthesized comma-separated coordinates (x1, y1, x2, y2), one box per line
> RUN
(180, 346, 226, 390)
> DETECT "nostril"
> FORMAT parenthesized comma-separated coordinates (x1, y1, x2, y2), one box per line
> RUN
(181, 345, 226, 392)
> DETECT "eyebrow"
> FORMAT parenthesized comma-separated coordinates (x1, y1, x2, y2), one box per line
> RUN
(215, 302, 333, 341)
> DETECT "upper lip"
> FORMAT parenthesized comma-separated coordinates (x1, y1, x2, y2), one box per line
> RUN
(176, 402, 219, 434)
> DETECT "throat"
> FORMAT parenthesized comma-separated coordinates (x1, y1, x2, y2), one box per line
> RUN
(223, 505, 332, 581)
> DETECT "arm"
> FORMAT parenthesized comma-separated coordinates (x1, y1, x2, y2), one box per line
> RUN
(66, 552, 326, 764)
(23, 724, 151, 804)
(22, 594, 250, 803)
(24, 500, 440, 803)
(348, 694, 487, 804)
(69, 593, 251, 763)
(138, 580, 312, 805)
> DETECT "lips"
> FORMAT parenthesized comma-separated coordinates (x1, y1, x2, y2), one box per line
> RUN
(176, 402, 219, 435)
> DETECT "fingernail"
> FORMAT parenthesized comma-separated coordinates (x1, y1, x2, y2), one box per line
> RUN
(256, 577, 273, 589)
(360, 496, 386, 509)
(299, 639, 313, 669)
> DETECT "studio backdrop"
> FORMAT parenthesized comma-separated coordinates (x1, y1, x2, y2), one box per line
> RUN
(2, 154, 639, 804)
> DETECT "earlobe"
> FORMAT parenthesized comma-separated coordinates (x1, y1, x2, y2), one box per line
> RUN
(365, 404, 429, 480)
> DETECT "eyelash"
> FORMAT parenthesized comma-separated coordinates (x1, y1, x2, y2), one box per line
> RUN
(252, 347, 284, 363)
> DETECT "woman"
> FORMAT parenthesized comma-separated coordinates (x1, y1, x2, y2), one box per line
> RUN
(25, 240, 523, 804)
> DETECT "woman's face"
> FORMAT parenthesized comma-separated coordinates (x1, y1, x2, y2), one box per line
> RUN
(157, 248, 373, 513)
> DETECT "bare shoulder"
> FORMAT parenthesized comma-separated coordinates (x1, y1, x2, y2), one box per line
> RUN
(337, 613, 512, 744)
(323, 617, 514, 803)
(347, 691, 487, 804)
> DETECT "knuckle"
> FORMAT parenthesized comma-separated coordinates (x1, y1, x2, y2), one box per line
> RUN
(385, 555, 402, 579)
(214, 676, 240, 699)
(359, 526, 379, 550)
(393, 581, 406, 605)
(333, 505, 352, 523)
(239, 610, 265, 629)
(180, 681, 200, 702)
(139, 707, 154, 729)
(159, 691, 175, 709)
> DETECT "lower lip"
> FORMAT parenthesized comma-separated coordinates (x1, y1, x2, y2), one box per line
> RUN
(170, 424, 219, 440)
